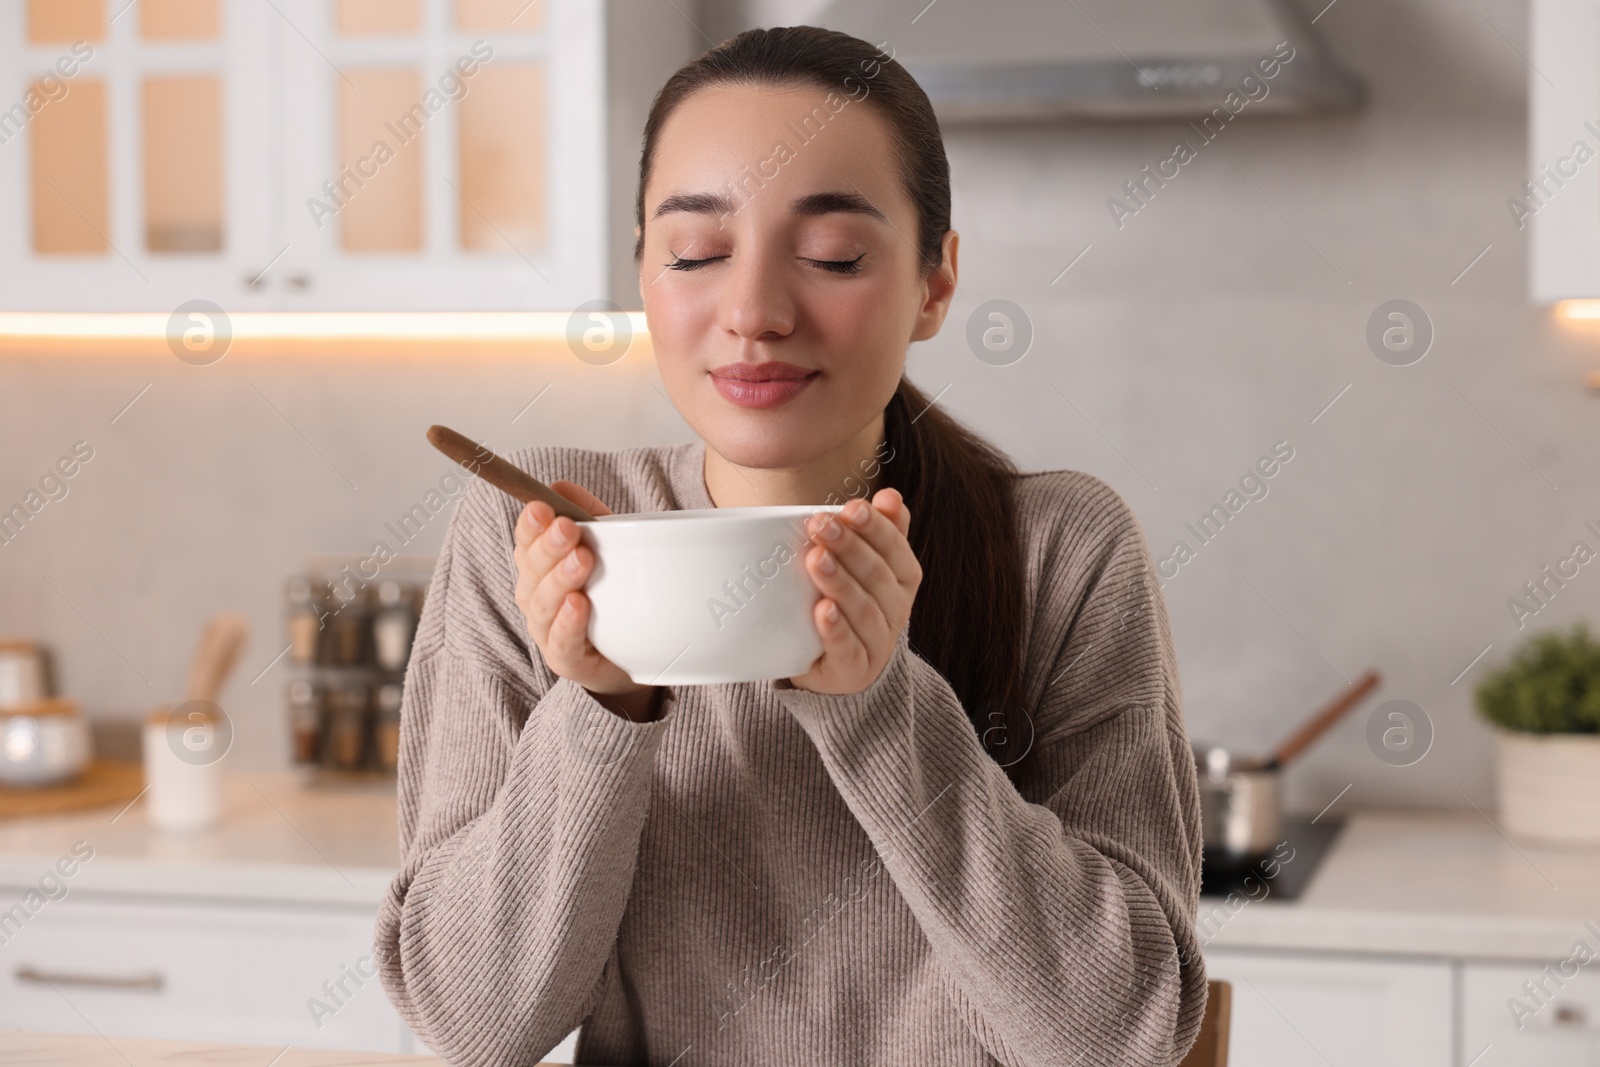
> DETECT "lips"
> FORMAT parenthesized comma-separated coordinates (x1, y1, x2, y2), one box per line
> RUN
(709, 362, 818, 409)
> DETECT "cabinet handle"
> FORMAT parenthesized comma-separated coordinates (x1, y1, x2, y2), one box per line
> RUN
(15, 965, 164, 993)
(1553, 1003, 1588, 1028)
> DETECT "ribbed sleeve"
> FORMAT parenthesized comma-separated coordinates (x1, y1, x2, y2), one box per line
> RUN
(373, 464, 675, 1065)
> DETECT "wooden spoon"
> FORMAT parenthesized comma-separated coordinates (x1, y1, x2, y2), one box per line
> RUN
(1263, 669, 1382, 771)
(426, 425, 595, 523)
(185, 613, 251, 704)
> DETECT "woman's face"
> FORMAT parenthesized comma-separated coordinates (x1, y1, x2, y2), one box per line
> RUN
(639, 83, 958, 471)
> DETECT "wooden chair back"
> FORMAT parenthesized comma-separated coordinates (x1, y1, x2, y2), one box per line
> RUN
(1178, 980, 1232, 1067)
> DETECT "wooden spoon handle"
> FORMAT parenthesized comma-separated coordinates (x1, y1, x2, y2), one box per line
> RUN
(185, 612, 250, 704)
(426, 425, 595, 523)
(1267, 669, 1382, 770)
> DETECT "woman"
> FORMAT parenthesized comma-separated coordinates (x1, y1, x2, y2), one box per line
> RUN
(376, 25, 1206, 1067)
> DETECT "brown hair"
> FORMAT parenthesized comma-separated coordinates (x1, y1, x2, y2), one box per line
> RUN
(635, 26, 1027, 742)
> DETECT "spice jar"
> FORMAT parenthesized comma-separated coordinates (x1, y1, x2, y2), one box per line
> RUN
(326, 682, 370, 770)
(285, 578, 322, 666)
(287, 679, 322, 765)
(326, 584, 370, 667)
(374, 682, 402, 772)
(372, 581, 417, 673)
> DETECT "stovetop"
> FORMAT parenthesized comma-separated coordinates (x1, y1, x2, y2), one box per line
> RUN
(1200, 818, 1344, 902)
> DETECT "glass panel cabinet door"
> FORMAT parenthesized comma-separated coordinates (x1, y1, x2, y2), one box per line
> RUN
(275, 0, 606, 310)
(0, 0, 279, 310)
(0, 0, 608, 312)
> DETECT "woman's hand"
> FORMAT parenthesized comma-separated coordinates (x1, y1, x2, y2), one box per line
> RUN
(788, 488, 922, 695)
(513, 480, 661, 721)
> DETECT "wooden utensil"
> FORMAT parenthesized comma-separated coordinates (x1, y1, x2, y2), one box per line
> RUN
(426, 425, 595, 523)
(1264, 669, 1382, 771)
(185, 613, 250, 704)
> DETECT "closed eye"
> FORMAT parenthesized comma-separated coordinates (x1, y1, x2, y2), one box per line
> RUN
(807, 253, 866, 275)
(666, 252, 726, 271)
(666, 252, 866, 274)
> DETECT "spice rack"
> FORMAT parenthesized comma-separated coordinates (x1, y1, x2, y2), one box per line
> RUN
(282, 554, 435, 780)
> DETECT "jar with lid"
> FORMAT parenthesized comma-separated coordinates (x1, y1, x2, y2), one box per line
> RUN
(285, 578, 323, 666)
(325, 583, 371, 667)
(372, 581, 417, 673)
(326, 681, 370, 770)
(374, 682, 403, 772)
(287, 679, 323, 765)
(0, 639, 48, 710)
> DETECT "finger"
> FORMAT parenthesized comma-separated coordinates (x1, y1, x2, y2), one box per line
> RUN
(828, 497, 920, 588)
(531, 541, 594, 629)
(546, 589, 595, 669)
(525, 514, 586, 578)
(806, 505, 908, 598)
(874, 487, 911, 538)
(807, 543, 893, 649)
(813, 595, 871, 676)
(809, 509, 901, 600)
(550, 480, 614, 517)
(515, 500, 556, 551)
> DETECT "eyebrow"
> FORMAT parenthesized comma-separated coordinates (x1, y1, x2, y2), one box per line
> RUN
(651, 190, 888, 224)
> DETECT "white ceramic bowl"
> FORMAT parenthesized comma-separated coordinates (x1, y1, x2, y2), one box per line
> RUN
(577, 504, 843, 685)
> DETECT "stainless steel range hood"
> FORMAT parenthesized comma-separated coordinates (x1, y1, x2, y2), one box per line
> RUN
(811, 0, 1364, 121)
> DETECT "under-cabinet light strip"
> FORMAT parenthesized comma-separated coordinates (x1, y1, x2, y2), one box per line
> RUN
(1557, 301, 1600, 320)
(0, 311, 650, 341)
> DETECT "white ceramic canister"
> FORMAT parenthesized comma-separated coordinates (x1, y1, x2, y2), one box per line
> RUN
(0, 699, 90, 787)
(143, 702, 226, 832)
(0, 640, 48, 710)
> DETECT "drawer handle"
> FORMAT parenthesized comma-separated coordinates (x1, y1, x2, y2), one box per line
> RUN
(15, 965, 164, 993)
(1554, 1003, 1589, 1028)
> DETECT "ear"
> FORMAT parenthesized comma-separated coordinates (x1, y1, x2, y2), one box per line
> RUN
(910, 229, 959, 343)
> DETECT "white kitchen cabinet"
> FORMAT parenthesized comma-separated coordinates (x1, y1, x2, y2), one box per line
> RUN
(0, 772, 605, 1059)
(1462, 961, 1600, 1067)
(271, 0, 607, 312)
(1528, 0, 1600, 301)
(0, 893, 584, 1061)
(0, 0, 645, 312)
(1203, 949, 1454, 1067)
(0, 0, 280, 312)
(0, 894, 410, 1053)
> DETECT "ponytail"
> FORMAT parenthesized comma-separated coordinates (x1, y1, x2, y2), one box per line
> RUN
(882, 378, 1026, 745)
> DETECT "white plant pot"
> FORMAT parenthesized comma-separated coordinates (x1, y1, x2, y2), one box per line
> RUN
(1495, 729, 1600, 846)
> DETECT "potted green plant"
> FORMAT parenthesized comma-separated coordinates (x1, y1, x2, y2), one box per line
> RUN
(1476, 623, 1600, 845)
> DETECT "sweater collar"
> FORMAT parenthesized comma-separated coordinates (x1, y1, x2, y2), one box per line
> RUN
(670, 438, 717, 512)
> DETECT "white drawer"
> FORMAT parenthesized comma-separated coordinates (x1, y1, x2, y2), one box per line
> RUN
(1463, 961, 1600, 1067)
(1203, 949, 1454, 1067)
(0, 894, 408, 1052)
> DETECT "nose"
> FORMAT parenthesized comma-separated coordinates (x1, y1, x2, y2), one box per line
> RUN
(717, 247, 796, 341)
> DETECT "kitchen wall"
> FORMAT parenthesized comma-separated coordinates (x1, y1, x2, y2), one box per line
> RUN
(2, 0, 1593, 818)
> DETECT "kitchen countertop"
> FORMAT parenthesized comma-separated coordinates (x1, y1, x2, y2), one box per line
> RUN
(2, 772, 1599, 962)
(0, 1029, 450, 1065)
(0, 771, 398, 907)
(1204, 809, 1600, 962)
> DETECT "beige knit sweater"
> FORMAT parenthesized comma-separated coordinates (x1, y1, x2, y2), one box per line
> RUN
(374, 438, 1207, 1067)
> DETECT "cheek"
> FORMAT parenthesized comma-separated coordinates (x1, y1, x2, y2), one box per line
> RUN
(802, 277, 913, 374)
(642, 276, 716, 376)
